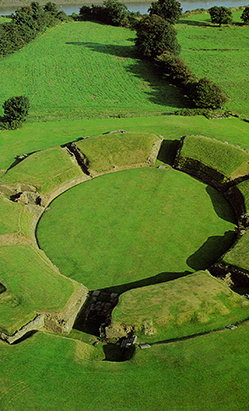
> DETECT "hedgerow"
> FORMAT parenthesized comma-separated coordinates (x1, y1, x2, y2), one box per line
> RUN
(0, 1, 71, 58)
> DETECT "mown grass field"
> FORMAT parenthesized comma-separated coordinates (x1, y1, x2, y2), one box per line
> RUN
(37, 167, 236, 289)
(0, 21, 185, 122)
(178, 10, 249, 116)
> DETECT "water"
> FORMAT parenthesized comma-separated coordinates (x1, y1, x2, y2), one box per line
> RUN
(0, 0, 247, 16)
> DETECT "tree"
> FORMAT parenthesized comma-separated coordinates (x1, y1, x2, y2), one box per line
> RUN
(3, 96, 30, 129)
(208, 6, 232, 26)
(44, 2, 58, 16)
(148, 0, 182, 25)
(241, 6, 249, 24)
(191, 78, 228, 109)
(79, 0, 128, 26)
(135, 15, 180, 59)
(103, 0, 128, 26)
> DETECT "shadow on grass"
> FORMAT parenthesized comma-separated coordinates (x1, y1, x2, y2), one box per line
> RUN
(157, 139, 180, 166)
(206, 185, 236, 224)
(65, 41, 188, 109)
(12, 330, 38, 345)
(103, 343, 136, 362)
(187, 231, 237, 271)
(179, 19, 211, 27)
(99, 270, 192, 295)
(5, 150, 39, 174)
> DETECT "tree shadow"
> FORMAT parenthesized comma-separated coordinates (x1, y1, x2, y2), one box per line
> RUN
(206, 185, 236, 224)
(65, 41, 189, 109)
(187, 231, 237, 270)
(179, 18, 211, 27)
(157, 139, 180, 166)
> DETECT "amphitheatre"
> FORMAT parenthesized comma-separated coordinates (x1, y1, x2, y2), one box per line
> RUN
(1, 3, 249, 410)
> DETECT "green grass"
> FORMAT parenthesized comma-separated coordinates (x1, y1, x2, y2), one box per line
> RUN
(1, 326, 249, 410)
(222, 230, 249, 272)
(1, 115, 249, 172)
(0, 245, 75, 334)
(0, 147, 82, 193)
(178, 11, 249, 116)
(111, 270, 249, 342)
(77, 131, 159, 172)
(178, 135, 249, 181)
(0, 21, 185, 122)
(236, 179, 249, 212)
(0, 196, 27, 235)
(37, 167, 236, 289)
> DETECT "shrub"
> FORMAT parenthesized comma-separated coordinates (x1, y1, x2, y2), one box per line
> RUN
(208, 6, 232, 26)
(103, 0, 128, 26)
(3, 96, 30, 129)
(43, 1, 58, 16)
(135, 15, 180, 59)
(156, 51, 196, 86)
(79, 0, 128, 26)
(241, 6, 249, 24)
(148, 0, 182, 24)
(191, 78, 229, 109)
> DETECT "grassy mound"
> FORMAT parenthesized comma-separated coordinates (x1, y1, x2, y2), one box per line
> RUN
(37, 167, 236, 290)
(0, 245, 76, 334)
(0, 147, 82, 194)
(111, 270, 249, 342)
(76, 131, 159, 173)
(175, 135, 249, 184)
(0, 196, 30, 236)
(222, 230, 249, 273)
(236, 179, 249, 214)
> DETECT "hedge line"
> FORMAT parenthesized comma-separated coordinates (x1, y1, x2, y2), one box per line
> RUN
(0, 2, 71, 58)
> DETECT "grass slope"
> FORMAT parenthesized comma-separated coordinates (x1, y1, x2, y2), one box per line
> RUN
(1, 147, 82, 193)
(178, 11, 249, 116)
(1, 327, 249, 410)
(0, 196, 29, 236)
(178, 135, 249, 181)
(112, 270, 249, 342)
(37, 167, 236, 289)
(223, 230, 249, 272)
(77, 131, 159, 172)
(0, 21, 185, 122)
(0, 245, 75, 334)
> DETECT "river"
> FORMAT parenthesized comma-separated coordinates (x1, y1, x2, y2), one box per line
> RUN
(0, 0, 247, 16)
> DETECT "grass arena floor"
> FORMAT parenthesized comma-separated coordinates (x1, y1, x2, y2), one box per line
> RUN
(37, 167, 236, 290)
